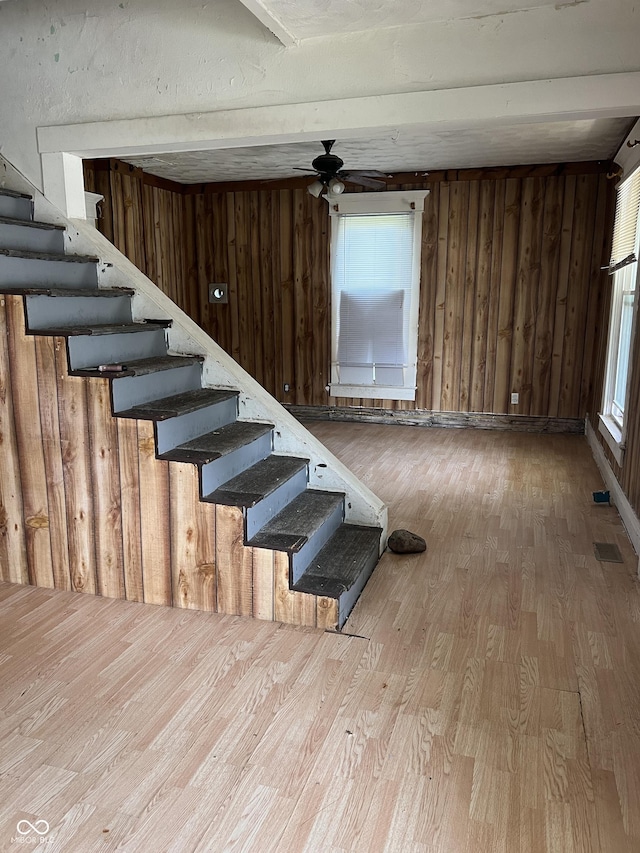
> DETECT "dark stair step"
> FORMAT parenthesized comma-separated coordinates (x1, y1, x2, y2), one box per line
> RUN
(0, 247, 99, 264)
(206, 454, 309, 539)
(117, 387, 240, 455)
(0, 215, 64, 230)
(161, 420, 275, 495)
(40, 322, 169, 371)
(248, 489, 345, 582)
(117, 388, 238, 421)
(72, 354, 204, 379)
(159, 421, 273, 465)
(0, 286, 134, 297)
(74, 354, 205, 413)
(205, 454, 308, 507)
(293, 523, 382, 628)
(28, 320, 170, 336)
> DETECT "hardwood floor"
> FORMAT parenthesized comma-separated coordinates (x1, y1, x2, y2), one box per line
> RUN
(1, 423, 639, 852)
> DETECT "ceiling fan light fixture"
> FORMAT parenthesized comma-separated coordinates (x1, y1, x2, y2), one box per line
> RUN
(307, 179, 324, 198)
(329, 178, 345, 195)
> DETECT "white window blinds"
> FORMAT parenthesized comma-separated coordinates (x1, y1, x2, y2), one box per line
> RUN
(333, 213, 414, 387)
(609, 168, 640, 273)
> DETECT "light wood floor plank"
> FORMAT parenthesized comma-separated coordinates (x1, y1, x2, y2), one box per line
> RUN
(1, 424, 639, 851)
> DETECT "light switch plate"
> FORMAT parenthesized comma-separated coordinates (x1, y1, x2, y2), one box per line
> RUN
(209, 283, 228, 304)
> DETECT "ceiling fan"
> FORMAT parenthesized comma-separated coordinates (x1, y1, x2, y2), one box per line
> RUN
(297, 140, 389, 197)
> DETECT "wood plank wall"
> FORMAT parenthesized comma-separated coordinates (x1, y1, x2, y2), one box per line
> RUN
(85, 159, 614, 421)
(0, 294, 334, 627)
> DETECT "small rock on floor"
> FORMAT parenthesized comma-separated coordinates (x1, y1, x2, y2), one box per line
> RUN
(387, 529, 427, 554)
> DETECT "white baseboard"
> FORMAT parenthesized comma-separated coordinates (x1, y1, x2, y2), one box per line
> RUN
(586, 419, 640, 575)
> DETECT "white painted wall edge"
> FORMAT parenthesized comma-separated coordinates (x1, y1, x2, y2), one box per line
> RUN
(0, 153, 388, 542)
(586, 419, 640, 576)
(615, 117, 640, 180)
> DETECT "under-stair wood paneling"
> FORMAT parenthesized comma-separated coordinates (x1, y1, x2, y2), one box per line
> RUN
(84, 160, 613, 419)
(0, 294, 336, 628)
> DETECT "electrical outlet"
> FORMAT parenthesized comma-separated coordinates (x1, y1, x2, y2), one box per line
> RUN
(511, 392, 519, 404)
(284, 383, 290, 392)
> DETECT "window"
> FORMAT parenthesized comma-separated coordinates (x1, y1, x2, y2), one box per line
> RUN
(599, 167, 640, 463)
(328, 190, 428, 400)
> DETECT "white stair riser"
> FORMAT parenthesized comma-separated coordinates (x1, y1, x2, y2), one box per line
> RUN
(200, 433, 273, 496)
(245, 467, 309, 541)
(66, 328, 168, 370)
(25, 293, 133, 329)
(111, 362, 203, 412)
(0, 222, 65, 254)
(155, 397, 238, 455)
(0, 255, 97, 288)
(291, 500, 344, 584)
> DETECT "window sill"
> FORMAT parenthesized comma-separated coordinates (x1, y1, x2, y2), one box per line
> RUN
(329, 384, 416, 402)
(598, 413, 625, 465)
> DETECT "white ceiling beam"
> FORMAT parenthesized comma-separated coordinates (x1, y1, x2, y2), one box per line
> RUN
(235, 0, 298, 46)
(38, 72, 640, 162)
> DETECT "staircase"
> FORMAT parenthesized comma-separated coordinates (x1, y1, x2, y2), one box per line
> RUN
(0, 186, 384, 630)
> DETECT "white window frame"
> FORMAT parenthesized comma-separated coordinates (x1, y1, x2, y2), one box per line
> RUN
(599, 168, 640, 464)
(327, 190, 428, 401)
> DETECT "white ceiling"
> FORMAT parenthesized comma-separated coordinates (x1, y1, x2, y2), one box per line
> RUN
(123, 118, 631, 186)
(236, 0, 576, 44)
(117, 0, 634, 186)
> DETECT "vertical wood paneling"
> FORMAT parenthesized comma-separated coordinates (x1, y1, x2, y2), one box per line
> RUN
(492, 179, 521, 413)
(137, 419, 171, 606)
(442, 182, 469, 411)
(510, 177, 545, 414)
(483, 179, 506, 409)
(470, 181, 495, 413)
(34, 335, 71, 591)
(460, 181, 480, 412)
(86, 160, 614, 422)
(54, 341, 97, 595)
(7, 297, 54, 589)
(215, 504, 253, 616)
(0, 297, 28, 584)
(274, 551, 317, 628)
(170, 463, 216, 612)
(416, 181, 439, 410)
(531, 178, 564, 414)
(117, 417, 144, 603)
(86, 379, 125, 600)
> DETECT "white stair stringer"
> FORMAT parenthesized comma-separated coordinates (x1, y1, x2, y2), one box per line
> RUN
(0, 154, 388, 542)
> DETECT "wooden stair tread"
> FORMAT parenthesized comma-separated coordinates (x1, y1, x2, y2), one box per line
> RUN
(159, 421, 273, 464)
(118, 388, 238, 421)
(0, 247, 99, 263)
(0, 188, 31, 199)
(204, 454, 308, 507)
(31, 321, 170, 336)
(73, 354, 203, 378)
(0, 215, 65, 231)
(0, 286, 134, 296)
(292, 524, 382, 599)
(247, 490, 343, 553)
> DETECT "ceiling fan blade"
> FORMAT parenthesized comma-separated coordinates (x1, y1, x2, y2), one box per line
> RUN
(345, 170, 390, 178)
(342, 174, 386, 189)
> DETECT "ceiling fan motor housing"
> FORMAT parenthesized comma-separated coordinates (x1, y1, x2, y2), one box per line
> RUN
(312, 152, 344, 177)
